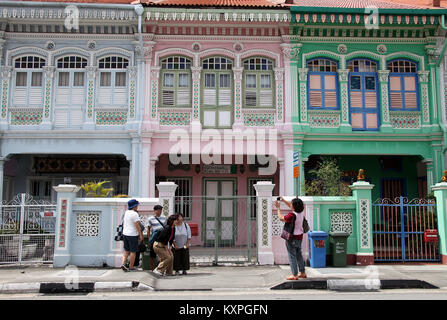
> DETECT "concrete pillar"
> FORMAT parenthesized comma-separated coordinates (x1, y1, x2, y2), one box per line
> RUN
(284, 140, 294, 196)
(156, 182, 177, 217)
(149, 157, 158, 198)
(432, 181, 447, 264)
(0, 158, 4, 203)
(350, 180, 375, 265)
(52, 184, 81, 268)
(254, 181, 275, 265)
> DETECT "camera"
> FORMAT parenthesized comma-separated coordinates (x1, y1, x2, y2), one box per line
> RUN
(277, 197, 281, 201)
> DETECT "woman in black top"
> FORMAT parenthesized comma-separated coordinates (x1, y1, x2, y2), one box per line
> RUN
(152, 214, 179, 276)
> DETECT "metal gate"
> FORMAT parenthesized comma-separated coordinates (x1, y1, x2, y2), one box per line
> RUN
(372, 196, 440, 262)
(173, 195, 257, 265)
(0, 194, 57, 265)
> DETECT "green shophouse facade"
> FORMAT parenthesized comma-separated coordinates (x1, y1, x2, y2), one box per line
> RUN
(288, 5, 447, 202)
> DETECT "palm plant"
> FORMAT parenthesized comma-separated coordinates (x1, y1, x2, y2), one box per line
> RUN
(80, 180, 114, 198)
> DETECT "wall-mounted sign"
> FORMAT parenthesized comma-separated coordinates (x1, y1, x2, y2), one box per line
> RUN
(293, 151, 299, 178)
(203, 165, 237, 174)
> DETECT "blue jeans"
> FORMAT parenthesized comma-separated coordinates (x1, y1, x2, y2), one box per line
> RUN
(286, 238, 305, 275)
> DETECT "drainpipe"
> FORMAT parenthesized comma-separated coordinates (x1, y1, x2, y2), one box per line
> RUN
(135, 4, 145, 197)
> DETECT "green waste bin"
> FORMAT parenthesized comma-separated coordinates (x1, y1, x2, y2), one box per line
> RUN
(142, 236, 151, 270)
(329, 231, 349, 267)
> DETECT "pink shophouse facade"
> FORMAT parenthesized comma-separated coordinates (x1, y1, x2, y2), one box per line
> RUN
(138, 1, 295, 250)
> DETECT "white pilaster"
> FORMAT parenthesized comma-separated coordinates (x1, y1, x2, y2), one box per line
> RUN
(254, 181, 275, 265)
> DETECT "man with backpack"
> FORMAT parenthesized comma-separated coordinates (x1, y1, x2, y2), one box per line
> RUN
(121, 199, 144, 272)
(147, 205, 166, 269)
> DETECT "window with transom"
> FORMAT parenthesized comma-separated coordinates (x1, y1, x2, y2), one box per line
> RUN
(54, 56, 88, 128)
(243, 57, 274, 108)
(201, 57, 233, 128)
(13, 56, 45, 107)
(307, 58, 338, 109)
(348, 59, 379, 131)
(97, 56, 129, 107)
(160, 56, 192, 108)
(387, 60, 419, 110)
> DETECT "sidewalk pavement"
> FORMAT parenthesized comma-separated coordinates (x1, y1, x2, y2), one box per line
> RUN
(0, 264, 447, 294)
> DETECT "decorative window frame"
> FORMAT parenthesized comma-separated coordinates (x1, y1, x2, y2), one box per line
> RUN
(159, 55, 193, 109)
(386, 58, 420, 112)
(242, 56, 275, 109)
(307, 57, 339, 111)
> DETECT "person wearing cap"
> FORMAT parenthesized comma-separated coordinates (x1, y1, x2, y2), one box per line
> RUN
(147, 204, 166, 269)
(121, 199, 144, 272)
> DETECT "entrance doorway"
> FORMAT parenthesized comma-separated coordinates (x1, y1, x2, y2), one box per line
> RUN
(203, 179, 236, 246)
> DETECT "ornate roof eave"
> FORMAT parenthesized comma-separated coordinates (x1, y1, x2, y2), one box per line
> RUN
(144, 7, 291, 23)
(0, 6, 138, 22)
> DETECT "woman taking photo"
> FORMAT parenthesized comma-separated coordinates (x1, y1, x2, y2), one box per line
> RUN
(274, 197, 307, 280)
(152, 214, 179, 277)
(172, 213, 192, 275)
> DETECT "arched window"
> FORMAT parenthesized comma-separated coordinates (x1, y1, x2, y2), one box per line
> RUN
(307, 58, 338, 109)
(202, 57, 233, 128)
(160, 56, 192, 107)
(13, 56, 46, 107)
(348, 59, 379, 131)
(54, 56, 88, 128)
(98, 56, 129, 106)
(243, 57, 274, 108)
(387, 60, 418, 110)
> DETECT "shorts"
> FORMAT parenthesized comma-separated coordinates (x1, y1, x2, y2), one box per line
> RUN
(123, 235, 139, 253)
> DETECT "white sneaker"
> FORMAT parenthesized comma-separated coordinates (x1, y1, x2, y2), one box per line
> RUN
(152, 269, 163, 277)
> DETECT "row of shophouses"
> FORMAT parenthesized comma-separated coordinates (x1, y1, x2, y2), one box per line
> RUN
(0, 0, 447, 222)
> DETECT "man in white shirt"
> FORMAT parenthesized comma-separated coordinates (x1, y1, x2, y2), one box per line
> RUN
(121, 199, 144, 272)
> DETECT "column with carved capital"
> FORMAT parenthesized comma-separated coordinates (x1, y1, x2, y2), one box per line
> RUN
(274, 67, 284, 124)
(280, 43, 301, 127)
(143, 44, 154, 122)
(232, 67, 243, 128)
(297, 68, 309, 125)
(0, 66, 12, 127)
(337, 69, 351, 132)
(418, 70, 431, 128)
(41, 66, 55, 128)
(83, 66, 97, 129)
(191, 66, 202, 129)
(150, 66, 160, 128)
(378, 70, 392, 132)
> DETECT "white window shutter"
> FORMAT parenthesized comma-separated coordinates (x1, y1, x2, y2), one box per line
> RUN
(177, 89, 190, 105)
(113, 88, 127, 105)
(218, 89, 231, 106)
(56, 88, 70, 105)
(259, 90, 273, 107)
(29, 88, 43, 105)
(71, 88, 85, 105)
(14, 88, 27, 105)
(204, 88, 216, 106)
(162, 90, 174, 106)
(98, 88, 112, 105)
(70, 109, 83, 127)
(54, 110, 69, 128)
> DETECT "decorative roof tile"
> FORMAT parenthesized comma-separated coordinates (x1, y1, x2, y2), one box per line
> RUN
(143, 0, 282, 7)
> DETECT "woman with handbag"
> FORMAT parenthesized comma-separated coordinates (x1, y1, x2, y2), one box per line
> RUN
(172, 213, 191, 275)
(274, 197, 307, 280)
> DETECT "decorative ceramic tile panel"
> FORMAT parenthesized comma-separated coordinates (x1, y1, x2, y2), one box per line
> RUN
(330, 212, 353, 234)
(159, 111, 191, 126)
(390, 112, 421, 128)
(1, 79, 8, 118)
(87, 80, 94, 119)
(272, 212, 284, 236)
(76, 212, 100, 237)
(44, 79, 51, 119)
(58, 199, 67, 248)
(360, 199, 371, 249)
(96, 111, 127, 125)
(163, 199, 169, 217)
(129, 80, 136, 118)
(420, 83, 430, 123)
(243, 112, 275, 127)
(308, 111, 340, 128)
(10, 110, 43, 125)
(262, 199, 268, 247)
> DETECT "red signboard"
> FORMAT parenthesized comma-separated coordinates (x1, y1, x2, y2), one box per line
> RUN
(44, 211, 54, 217)
(188, 223, 199, 237)
(424, 229, 438, 243)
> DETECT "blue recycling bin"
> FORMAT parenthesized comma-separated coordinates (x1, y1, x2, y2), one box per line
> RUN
(308, 231, 329, 268)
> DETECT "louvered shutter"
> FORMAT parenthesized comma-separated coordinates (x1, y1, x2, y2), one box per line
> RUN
(364, 92, 377, 108)
(259, 90, 273, 107)
(71, 88, 85, 105)
(389, 76, 402, 109)
(113, 88, 127, 105)
(218, 89, 231, 106)
(54, 110, 69, 128)
(29, 88, 43, 105)
(56, 88, 70, 105)
(309, 74, 322, 108)
(98, 88, 112, 105)
(14, 88, 27, 105)
(245, 91, 257, 106)
(404, 76, 417, 109)
(162, 90, 174, 106)
(177, 89, 190, 106)
(70, 109, 83, 127)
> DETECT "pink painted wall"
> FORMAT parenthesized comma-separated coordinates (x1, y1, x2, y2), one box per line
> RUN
(156, 154, 279, 247)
